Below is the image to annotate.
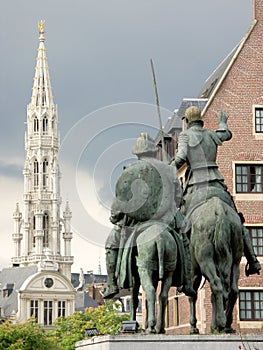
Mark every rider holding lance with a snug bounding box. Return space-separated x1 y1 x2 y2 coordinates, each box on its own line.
104 132 196 299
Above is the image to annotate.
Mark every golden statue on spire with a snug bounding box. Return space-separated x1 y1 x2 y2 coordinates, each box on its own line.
38 20 45 34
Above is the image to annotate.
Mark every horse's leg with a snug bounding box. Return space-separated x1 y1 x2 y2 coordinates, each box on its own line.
139 268 157 334
199 256 226 332
189 271 202 334
210 291 218 332
224 263 240 333
144 299 148 330
156 272 173 334
130 273 140 322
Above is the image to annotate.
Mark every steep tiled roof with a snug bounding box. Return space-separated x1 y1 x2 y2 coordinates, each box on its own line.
75 291 98 312
156 98 208 144
71 272 107 289
155 110 181 144
198 46 239 99
0 266 38 318
177 98 208 119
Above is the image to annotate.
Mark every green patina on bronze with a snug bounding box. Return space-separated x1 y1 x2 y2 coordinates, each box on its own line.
104 110 260 334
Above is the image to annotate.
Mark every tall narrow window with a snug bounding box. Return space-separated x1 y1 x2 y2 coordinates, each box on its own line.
33 215 36 247
43 116 48 134
34 117 39 133
44 300 53 325
247 227 263 256
33 160 39 189
255 108 263 133
235 164 263 193
30 300 39 322
43 213 49 248
43 158 48 189
58 301 66 317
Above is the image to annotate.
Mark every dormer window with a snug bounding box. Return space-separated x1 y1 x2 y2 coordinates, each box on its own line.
3 283 14 298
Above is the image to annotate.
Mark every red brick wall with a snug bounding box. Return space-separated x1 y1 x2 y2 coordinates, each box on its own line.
196 0 263 335
165 0 263 335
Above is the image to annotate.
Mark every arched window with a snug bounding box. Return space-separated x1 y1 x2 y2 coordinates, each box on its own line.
33 160 39 188
43 158 48 189
33 215 36 247
43 213 49 248
43 116 48 134
34 117 39 133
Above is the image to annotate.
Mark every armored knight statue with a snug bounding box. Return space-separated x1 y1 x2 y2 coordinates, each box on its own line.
171 106 261 277
104 132 196 299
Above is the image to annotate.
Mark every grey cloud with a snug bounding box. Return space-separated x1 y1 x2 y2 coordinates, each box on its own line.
0 162 23 179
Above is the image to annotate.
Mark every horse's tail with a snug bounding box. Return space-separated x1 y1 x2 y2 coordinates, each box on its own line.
156 236 164 279
213 199 231 278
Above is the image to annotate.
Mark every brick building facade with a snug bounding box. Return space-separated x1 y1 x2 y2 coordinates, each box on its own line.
162 0 263 335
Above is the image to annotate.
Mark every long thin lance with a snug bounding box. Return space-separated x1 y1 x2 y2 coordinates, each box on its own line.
150 59 166 162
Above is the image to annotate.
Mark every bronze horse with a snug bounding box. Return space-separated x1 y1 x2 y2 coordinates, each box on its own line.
187 195 243 333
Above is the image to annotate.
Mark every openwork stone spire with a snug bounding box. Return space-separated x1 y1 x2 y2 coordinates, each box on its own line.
30 20 54 108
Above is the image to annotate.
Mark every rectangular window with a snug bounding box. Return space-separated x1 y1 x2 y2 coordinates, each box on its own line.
44 300 53 325
239 290 263 320
30 300 39 322
235 165 263 193
255 108 263 133
58 301 66 317
247 227 263 256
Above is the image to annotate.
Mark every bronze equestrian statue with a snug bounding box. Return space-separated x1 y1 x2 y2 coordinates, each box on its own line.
171 106 261 333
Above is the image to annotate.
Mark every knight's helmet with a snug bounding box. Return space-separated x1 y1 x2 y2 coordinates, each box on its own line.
184 106 203 123
132 132 159 157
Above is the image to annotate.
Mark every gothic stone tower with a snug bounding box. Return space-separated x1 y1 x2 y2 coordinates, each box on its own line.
11 21 73 280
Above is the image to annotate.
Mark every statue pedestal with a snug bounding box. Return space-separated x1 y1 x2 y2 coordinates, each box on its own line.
76 334 263 350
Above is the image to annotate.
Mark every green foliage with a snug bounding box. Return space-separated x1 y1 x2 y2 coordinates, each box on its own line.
49 301 130 350
0 318 57 350
0 302 129 350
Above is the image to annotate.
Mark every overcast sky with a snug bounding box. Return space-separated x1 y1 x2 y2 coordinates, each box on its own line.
0 0 252 274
